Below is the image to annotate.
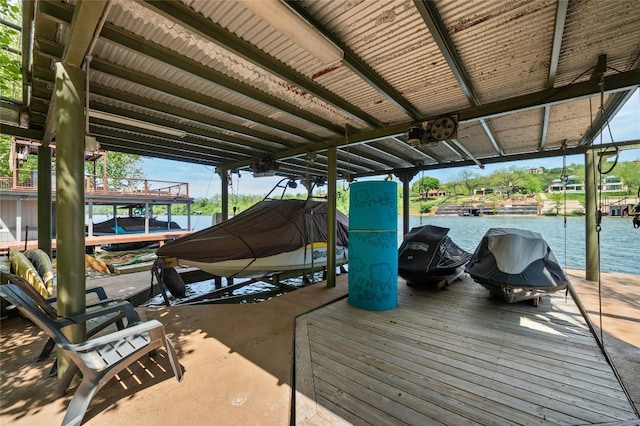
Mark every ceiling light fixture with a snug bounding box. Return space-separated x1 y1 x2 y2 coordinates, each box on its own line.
88 110 187 138
240 0 344 66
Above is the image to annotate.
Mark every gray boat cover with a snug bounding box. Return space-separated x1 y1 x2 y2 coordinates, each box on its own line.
156 199 349 263
465 227 568 288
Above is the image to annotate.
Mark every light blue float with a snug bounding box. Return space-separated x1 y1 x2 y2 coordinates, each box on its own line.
348 181 398 311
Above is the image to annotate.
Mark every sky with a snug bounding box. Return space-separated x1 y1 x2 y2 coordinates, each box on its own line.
141 90 640 199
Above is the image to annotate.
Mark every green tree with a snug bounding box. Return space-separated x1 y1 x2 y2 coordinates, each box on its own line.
0 0 22 100
491 166 524 198
86 151 143 190
445 179 462 201
457 169 478 196
519 172 542 194
613 160 640 195
411 175 440 197
0 135 11 177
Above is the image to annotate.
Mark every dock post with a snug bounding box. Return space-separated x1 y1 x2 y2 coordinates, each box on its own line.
585 149 599 281
37 145 53 257
55 62 87 378
327 146 337 287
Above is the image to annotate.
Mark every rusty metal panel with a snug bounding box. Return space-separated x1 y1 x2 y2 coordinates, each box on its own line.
545 95 615 149
303 0 470 121
439 0 556 102
555 0 640 87
107 1 366 131
491 109 545 154
456 121 500 158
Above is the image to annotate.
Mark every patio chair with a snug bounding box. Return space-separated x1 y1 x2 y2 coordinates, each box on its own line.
1 272 140 371
0 282 183 426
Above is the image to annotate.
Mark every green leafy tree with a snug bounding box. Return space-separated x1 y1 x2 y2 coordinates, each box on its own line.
519 172 542 194
0 0 22 100
0 135 12 177
411 175 440 197
457 169 478 196
86 151 143 187
445 179 462 201
491 166 524 199
547 193 563 215
612 160 640 195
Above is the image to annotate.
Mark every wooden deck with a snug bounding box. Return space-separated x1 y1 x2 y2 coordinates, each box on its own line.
295 277 639 425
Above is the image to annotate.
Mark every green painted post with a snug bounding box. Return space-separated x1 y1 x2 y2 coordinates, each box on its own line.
54 62 87 378
327 147 337 288
585 150 599 281
220 171 229 221
37 145 53 257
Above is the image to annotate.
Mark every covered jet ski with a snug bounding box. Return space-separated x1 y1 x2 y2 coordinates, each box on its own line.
465 227 568 304
398 225 472 288
156 198 349 278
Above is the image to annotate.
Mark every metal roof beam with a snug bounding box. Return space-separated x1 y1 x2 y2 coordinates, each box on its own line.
31 62 296 152
353 143 414 168
89 84 295 151
96 139 217 166
285 1 422 121
199 67 640 172
579 57 640 146
39 1 109 145
93 132 241 164
390 137 436 163
414 0 503 155
539 0 569 151
35 35 322 145
37 0 347 136
443 139 484 169
368 141 429 166
141 0 383 128
88 56 322 145
89 120 256 159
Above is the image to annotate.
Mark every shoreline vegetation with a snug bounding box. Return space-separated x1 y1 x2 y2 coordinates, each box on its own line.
89 190 632 218
80 161 638 218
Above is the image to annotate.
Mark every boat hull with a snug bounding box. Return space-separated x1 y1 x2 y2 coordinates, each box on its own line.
179 244 348 278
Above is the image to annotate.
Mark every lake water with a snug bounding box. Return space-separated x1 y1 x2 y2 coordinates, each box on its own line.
91 214 638 275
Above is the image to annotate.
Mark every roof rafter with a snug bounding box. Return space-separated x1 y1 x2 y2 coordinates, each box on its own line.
140 0 384 128
218 67 640 172
414 0 504 156
539 0 569 151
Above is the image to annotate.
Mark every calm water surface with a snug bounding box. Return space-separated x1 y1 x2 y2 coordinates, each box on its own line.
93 214 638 275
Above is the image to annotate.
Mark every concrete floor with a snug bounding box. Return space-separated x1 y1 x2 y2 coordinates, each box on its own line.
0 269 638 425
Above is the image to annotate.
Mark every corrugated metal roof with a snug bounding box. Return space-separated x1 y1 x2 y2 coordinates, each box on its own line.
3 0 639 181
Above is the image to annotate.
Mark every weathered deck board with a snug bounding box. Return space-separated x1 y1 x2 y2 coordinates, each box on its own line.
295 277 638 425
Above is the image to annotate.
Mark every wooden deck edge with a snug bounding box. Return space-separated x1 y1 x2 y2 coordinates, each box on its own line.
294 316 318 425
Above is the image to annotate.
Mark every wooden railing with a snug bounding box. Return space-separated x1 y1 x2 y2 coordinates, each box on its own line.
1 169 189 198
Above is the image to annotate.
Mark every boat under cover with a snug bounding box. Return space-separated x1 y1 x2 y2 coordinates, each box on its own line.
156 199 349 278
398 225 471 287
92 216 182 235
465 227 568 303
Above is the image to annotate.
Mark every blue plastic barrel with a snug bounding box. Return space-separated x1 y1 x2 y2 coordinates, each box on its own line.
348 181 398 311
